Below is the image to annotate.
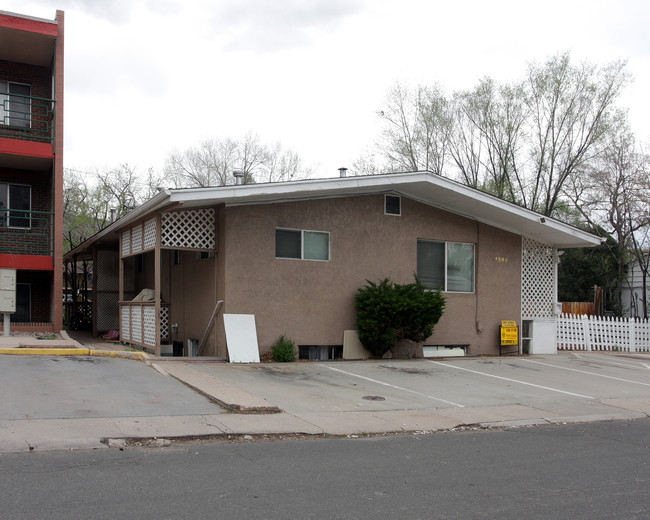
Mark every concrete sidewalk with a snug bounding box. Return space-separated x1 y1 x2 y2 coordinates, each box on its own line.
1 335 649 453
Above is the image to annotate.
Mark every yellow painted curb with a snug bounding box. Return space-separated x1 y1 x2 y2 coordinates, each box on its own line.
0 348 91 356
0 348 148 361
88 350 149 361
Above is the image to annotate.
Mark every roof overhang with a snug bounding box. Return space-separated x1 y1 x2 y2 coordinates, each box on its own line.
169 172 601 248
0 11 58 67
64 172 600 262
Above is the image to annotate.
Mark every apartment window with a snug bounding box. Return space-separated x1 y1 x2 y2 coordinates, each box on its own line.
385 195 401 216
0 183 31 228
417 240 475 292
0 82 31 128
276 228 330 261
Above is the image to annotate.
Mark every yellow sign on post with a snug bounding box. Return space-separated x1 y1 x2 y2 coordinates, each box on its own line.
500 321 519 346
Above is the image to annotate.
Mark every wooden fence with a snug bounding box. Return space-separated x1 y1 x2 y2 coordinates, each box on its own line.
557 313 650 352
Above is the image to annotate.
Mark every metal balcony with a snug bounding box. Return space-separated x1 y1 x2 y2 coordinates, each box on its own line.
0 209 54 255
0 91 55 144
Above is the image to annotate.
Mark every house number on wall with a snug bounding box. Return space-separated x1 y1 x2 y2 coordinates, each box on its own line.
495 257 508 263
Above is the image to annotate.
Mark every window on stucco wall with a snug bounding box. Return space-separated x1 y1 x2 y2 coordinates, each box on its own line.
417 240 475 293
275 228 330 261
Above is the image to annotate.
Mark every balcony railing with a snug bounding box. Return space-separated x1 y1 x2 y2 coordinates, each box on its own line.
0 91 55 144
0 209 53 255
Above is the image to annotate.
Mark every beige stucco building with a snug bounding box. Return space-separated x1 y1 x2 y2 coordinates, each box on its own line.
64 171 600 358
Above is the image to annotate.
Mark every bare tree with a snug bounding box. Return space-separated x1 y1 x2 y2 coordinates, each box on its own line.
526 52 630 216
163 133 311 188
375 83 452 174
565 118 649 314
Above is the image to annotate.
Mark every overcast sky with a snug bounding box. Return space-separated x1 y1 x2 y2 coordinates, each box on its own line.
6 0 650 180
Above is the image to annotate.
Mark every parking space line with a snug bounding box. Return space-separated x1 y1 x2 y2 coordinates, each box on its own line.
521 358 650 387
572 353 650 370
320 365 465 408
427 360 594 399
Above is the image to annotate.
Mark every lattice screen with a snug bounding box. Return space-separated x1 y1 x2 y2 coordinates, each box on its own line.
131 224 143 253
160 306 169 342
144 218 157 249
131 306 142 343
161 209 215 249
521 236 556 318
121 230 131 257
95 249 119 291
121 306 130 341
143 306 156 346
95 249 120 331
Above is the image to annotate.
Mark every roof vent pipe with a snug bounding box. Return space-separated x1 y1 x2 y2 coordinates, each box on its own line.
233 169 245 185
338 167 348 178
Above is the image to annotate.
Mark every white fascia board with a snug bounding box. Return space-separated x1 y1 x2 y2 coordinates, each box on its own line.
166 172 600 248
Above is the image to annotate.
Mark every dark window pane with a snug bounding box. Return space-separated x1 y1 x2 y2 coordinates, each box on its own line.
417 240 445 290
276 229 301 259
8 83 31 128
9 184 30 227
385 195 401 215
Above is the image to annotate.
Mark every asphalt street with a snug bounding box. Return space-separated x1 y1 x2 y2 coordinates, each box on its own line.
1 420 648 519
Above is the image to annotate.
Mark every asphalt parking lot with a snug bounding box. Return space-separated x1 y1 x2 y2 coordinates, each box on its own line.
0 355 224 420
183 352 650 416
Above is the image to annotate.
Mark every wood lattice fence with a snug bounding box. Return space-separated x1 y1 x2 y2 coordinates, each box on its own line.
557 313 650 352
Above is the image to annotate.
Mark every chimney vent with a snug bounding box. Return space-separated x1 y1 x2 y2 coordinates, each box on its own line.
338 167 348 178
233 169 245 185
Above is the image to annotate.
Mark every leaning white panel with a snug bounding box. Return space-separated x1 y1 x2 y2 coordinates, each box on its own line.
223 314 260 363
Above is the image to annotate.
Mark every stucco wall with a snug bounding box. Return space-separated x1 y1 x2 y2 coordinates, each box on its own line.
168 249 217 355
220 194 522 355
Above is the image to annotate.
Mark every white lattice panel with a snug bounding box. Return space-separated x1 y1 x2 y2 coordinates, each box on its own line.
161 208 215 250
121 230 131 257
121 306 131 341
131 224 143 253
143 306 156 347
522 236 556 318
131 306 142 343
160 306 169 341
144 218 157 249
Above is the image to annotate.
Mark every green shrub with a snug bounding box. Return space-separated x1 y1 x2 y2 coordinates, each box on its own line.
354 277 446 357
271 334 297 362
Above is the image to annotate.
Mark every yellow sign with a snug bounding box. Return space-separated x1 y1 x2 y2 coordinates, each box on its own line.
500 321 519 346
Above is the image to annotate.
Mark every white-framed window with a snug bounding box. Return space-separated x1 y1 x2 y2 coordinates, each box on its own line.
275 228 330 261
385 194 401 216
417 240 475 293
0 183 31 228
0 81 31 128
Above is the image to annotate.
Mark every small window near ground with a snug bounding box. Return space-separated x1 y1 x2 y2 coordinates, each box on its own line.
385 195 401 216
276 228 330 261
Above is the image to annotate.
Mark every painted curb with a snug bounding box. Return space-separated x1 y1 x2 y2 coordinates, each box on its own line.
0 348 148 361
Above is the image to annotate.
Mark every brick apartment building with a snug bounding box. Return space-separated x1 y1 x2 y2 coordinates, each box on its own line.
0 10 64 332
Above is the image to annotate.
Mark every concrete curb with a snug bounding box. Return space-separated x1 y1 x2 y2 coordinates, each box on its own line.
0 347 148 361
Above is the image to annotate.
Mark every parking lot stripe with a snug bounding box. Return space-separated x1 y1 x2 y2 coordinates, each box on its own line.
427 360 594 399
572 353 649 370
320 365 465 408
521 358 650 387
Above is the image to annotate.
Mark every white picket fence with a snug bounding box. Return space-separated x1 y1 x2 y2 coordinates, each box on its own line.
556 313 650 352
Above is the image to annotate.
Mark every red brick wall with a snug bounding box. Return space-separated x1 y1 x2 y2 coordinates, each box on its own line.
0 167 52 255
